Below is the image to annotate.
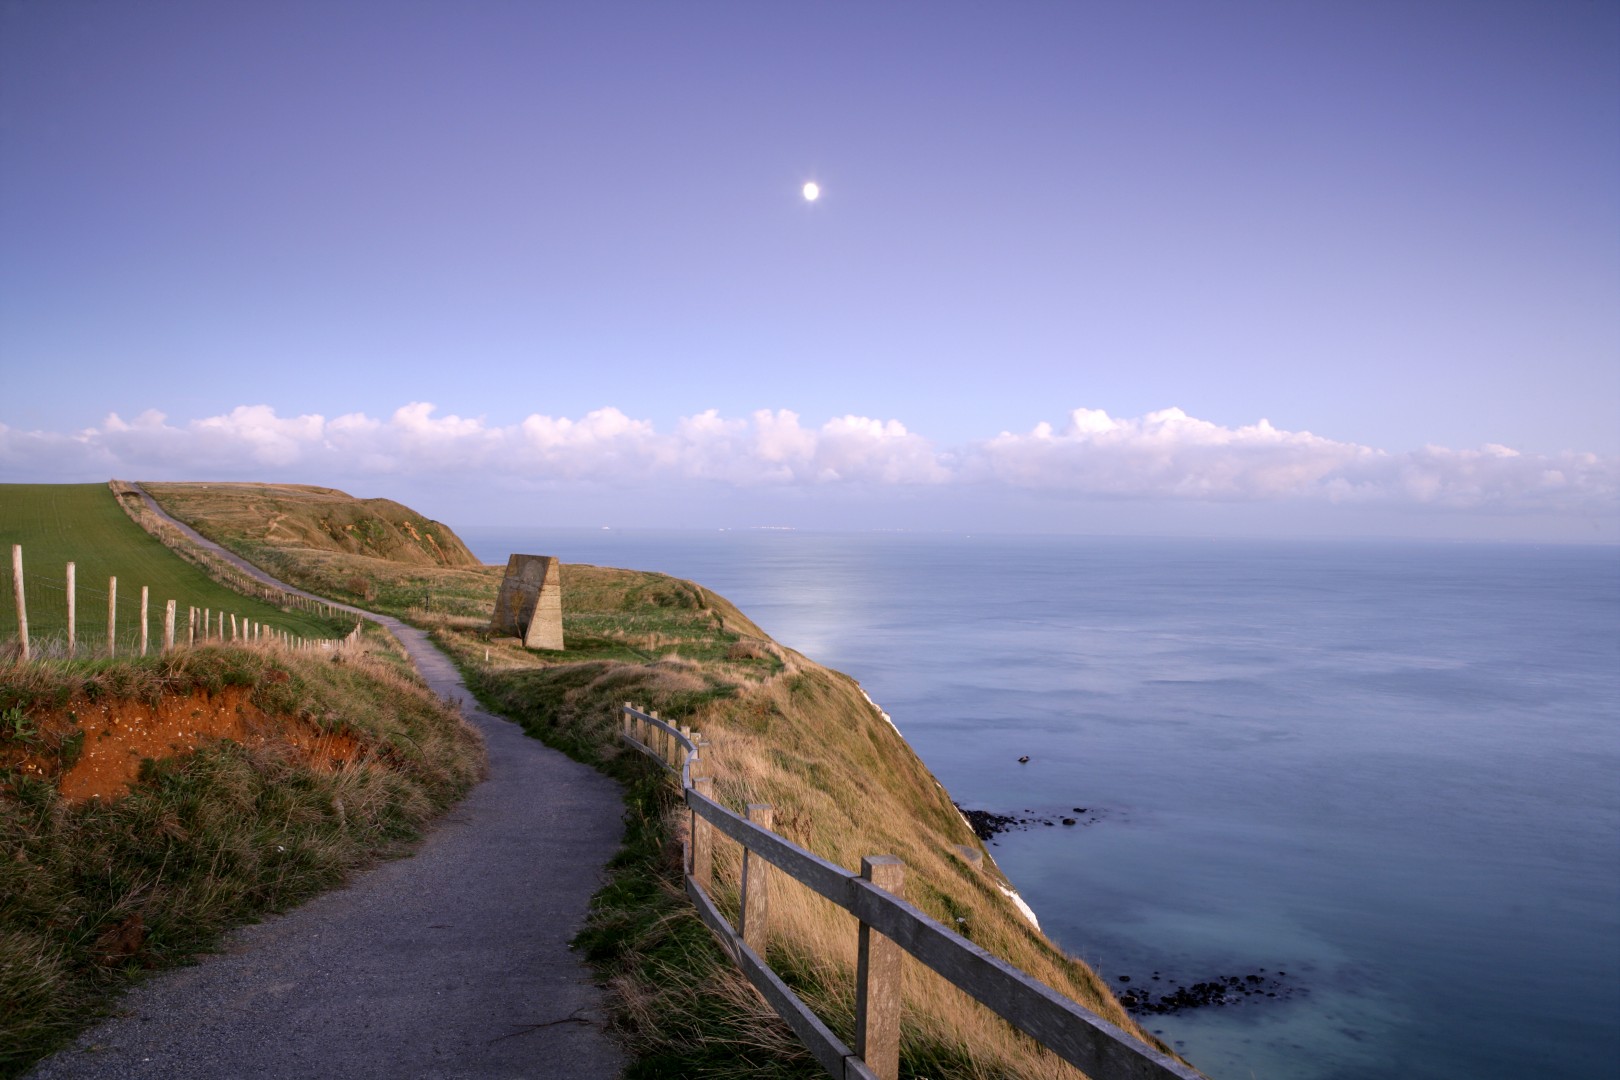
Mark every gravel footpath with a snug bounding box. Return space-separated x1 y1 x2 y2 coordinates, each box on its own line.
27 489 626 1079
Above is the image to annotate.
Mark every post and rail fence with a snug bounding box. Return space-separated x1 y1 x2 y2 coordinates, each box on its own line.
5 544 362 663
618 702 1203 1080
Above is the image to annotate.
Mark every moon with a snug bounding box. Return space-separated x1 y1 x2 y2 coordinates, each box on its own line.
802 181 820 202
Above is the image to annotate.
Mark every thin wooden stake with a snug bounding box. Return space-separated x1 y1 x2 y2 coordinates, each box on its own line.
163 600 175 651
856 855 906 1080
139 587 149 656
11 545 28 662
107 576 117 658
66 562 76 658
741 804 774 956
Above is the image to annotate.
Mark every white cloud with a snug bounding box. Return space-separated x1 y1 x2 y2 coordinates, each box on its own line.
2 403 1614 522
970 407 1373 498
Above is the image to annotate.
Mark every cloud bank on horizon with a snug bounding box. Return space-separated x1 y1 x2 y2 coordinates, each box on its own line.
3 403 1612 526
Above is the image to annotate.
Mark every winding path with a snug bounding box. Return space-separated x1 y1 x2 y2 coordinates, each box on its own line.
27 489 626 1079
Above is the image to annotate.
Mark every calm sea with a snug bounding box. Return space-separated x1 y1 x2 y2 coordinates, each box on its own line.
463 527 1620 1080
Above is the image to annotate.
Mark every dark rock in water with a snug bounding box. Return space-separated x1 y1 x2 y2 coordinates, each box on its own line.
955 802 1105 838
954 805 1021 840
1073 807 1087 813
1017 755 1030 763
1116 968 1304 1016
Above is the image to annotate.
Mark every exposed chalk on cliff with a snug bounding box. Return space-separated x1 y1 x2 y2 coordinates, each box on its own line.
999 884 1041 931
859 687 902 736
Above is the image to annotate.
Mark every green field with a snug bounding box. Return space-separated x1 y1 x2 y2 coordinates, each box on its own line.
0 484 346 655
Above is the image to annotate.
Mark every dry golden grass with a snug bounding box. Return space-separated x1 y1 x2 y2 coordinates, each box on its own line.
662 665 1161 1079
141 482 481 569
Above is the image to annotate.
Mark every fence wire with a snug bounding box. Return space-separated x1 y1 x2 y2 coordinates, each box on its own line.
4 548 351 662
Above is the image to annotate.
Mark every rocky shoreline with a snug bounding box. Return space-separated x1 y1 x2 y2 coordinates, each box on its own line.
1115 969 1303 1015
954 803 1105 841
955 801 1307 1017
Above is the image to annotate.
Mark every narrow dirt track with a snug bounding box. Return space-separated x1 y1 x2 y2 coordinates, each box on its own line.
27 489 626 1079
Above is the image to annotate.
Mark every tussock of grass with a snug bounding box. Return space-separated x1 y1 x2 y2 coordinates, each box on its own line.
0 644 484 1079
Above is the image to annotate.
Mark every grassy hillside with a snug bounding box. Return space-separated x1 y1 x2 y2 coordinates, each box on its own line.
0 637 485 1078
143 482 496 617
0 485 346 657
141 482 479 567
142 481 492 611
145 483 1180 1078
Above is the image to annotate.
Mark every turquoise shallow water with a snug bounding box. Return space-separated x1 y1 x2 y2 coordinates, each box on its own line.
465 528 1620 1080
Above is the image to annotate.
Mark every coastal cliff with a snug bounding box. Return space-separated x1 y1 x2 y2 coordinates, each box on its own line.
141 483 1181 1077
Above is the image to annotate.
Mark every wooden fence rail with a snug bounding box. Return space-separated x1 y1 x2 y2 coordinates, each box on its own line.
618 702 1203 1080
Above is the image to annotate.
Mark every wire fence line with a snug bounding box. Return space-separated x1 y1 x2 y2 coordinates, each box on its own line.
5 543 360 664
116 494 337 618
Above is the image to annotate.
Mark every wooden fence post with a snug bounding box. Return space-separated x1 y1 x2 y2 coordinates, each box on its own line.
163 600 176 651
622 702 632 741
139 587 149 656
11 545 28 662
107 576 117 658
66 561 76 658
856 855 906 1080
690 774 715 895
741 804 774 955
229 613 237 641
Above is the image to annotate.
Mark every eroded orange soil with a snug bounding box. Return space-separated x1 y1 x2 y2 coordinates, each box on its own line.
6 686 361 803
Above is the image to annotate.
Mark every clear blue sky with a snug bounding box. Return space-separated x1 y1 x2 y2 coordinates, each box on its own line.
3 1 1616 541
